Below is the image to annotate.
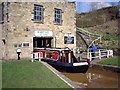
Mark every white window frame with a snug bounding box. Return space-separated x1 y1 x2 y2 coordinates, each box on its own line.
0 3 4 23
34 4 44 22
54 8 62 24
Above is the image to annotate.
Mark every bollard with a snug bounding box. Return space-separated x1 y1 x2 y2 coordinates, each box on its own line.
107 50 109 58
89 52 92 61
99 49 101 59
31 53 34 62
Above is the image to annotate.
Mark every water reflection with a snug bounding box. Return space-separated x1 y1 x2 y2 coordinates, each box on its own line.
86 73 102 82
63 68 119 88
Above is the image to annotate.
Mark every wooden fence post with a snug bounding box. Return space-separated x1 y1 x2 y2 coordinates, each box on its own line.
111 50 113 57
87 51 89 59
107 50 109 58
31 53 34 62
38 52 41 61
89 52 92 61
99 49 101 59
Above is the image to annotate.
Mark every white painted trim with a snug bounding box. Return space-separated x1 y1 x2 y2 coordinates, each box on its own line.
69 53 71 63
35 30 53 37
73 62 88 66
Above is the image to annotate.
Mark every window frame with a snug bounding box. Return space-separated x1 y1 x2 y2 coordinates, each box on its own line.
34 4 44 22
54 8 62 25
22 42 29 48
0 2 4 23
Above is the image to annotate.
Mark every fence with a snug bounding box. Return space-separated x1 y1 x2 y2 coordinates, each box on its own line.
31 52 43 62
87 49 113 61
31 49 113 62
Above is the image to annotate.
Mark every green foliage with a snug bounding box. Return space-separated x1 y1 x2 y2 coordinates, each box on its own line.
76 6 118 28
2 60 71 88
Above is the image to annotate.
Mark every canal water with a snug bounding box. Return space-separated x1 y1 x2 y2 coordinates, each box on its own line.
63 67 119 88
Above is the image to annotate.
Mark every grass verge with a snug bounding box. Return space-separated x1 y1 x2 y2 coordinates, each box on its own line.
97 56 119 66
2 60 71 88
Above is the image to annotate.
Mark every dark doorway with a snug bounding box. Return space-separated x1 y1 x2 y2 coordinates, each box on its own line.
33 37 53 48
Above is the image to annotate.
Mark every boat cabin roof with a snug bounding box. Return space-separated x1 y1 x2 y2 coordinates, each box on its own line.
34 47 71 52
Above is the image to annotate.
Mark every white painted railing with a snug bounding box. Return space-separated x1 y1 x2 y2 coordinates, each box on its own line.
76 27 100 37
31 52 43 62
87 49 113 61
76 27 102 51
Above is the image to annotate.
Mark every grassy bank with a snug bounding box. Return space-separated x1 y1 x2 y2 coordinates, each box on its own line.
2 60 71 88
97 56 119 66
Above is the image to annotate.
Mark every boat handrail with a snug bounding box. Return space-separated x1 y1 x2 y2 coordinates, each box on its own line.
33 47 71 52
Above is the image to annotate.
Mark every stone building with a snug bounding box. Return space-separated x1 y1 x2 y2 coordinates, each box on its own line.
0 1 76 60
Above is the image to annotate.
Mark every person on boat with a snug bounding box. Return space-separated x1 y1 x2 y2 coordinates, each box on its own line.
91 44 97 60
46 43 49 47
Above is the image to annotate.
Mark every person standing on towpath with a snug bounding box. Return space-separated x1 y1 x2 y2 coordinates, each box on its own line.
91 44 97 60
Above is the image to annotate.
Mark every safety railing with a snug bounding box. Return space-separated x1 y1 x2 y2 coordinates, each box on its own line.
31 52 43 62
87 49 113 61
76 27 102 50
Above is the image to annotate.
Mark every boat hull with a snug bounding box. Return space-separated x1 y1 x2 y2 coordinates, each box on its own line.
50 64 89 73
41 59 89 73
33 48 90 73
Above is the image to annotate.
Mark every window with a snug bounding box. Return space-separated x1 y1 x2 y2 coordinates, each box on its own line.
54 8 62 24
0 3 4 23
2 39 6 44
14 44 17 48
14 44 22 48
34 4 44 22
45 52 52 59
45 51 58 60
22 42 29 47
18 44 22 47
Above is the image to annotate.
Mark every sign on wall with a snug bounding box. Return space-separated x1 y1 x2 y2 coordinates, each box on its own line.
22 42 29 47
64 33 74 44
35 31 53 37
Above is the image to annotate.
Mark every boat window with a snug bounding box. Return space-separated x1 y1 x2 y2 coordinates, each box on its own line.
45 52 52 59
65 53 69 62
72 53 78 63
61 52 69 63
52 51 58 60
45 51 58 60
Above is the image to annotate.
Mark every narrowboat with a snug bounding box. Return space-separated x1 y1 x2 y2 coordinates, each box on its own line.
33 47 90 73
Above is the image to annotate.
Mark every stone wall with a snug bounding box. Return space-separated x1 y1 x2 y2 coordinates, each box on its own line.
0 24 2 60
2 2 76 60
0 3 2 60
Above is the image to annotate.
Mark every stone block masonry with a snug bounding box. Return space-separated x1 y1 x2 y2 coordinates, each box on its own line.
1 1 76 60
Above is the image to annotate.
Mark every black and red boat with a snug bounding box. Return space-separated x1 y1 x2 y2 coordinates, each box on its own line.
33 47 90 73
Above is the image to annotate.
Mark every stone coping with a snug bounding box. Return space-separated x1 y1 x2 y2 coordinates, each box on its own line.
40 61 86 89
91 63 120 73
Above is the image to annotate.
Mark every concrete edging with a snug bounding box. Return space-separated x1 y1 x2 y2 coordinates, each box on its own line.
91 64 120 73
40 61 85 89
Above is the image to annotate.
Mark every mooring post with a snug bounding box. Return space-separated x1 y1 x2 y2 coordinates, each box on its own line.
31 53 34 62
99 49 101 59
89 52 92 61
